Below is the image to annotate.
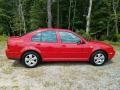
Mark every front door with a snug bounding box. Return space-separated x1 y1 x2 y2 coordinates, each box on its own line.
58 31 85 61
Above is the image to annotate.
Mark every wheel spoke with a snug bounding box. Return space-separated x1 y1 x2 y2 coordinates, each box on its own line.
25 53 38 67
97 54 101 58
94 56 98 60
94 53 105 65
32 56 37 61
28 54 33 58
100 55 105 60
31 60 37 64
25 57 29 61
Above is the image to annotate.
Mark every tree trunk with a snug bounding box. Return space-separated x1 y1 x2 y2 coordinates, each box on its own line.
47 0 52 28
20 0 26 34
107 21 110 37
9 20 15 36
18 0 22 36
86 0 93 34
18 0 26 35
68 0 72 29
112 0 119 35
57 0 59 27
72 0 76 31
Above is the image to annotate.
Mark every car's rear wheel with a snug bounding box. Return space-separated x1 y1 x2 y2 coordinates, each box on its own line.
90 51 108 66
22 51 40 68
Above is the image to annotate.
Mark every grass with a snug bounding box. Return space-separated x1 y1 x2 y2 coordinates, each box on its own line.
12 86 19 90
25 69 44 78
1 66 14 74
0 86 7 90
43 81 56 87
0 60 14 74
103 40 120 46
0 35 7 42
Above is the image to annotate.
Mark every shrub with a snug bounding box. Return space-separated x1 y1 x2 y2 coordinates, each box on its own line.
108 34 120 42
0 35 7 41
82 33 92 41
75 29 92 41
100 35 107 41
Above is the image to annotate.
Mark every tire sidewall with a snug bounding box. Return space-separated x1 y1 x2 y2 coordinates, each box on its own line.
90 51 108 66
22 51 40 68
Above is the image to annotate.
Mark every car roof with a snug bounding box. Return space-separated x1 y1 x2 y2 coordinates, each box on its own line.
35 28 71 32
22 28 72 37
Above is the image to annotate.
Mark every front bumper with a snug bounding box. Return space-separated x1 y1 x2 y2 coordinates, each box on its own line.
108 49 115 60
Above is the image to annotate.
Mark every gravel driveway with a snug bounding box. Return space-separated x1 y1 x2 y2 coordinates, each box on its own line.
0 41 120 90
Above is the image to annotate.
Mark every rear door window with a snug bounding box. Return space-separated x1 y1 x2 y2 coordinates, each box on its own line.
32 31 57 43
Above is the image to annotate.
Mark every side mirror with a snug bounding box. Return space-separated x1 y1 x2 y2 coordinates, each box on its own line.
81 40 85 44
76 39 86 45
77 40 85 45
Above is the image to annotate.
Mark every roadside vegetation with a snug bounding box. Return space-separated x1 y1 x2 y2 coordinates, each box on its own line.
0 0 119 42
0 35 7 42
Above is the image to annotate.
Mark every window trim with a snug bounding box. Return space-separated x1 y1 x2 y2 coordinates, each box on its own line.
32 30 58 43
59 31 81 44
31 32 41 42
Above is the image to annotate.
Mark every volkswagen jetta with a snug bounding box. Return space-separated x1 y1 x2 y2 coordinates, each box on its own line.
6 28 115 68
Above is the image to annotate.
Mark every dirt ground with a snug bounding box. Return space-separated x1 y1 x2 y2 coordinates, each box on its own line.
0 41 120 90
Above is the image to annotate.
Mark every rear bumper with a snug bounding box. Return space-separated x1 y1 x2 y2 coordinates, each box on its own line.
6 49 20 60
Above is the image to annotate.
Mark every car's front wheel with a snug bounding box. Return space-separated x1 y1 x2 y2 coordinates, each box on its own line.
22 51 40 68
90 51 108 66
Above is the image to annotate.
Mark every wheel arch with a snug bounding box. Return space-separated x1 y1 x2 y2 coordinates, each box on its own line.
89 49 108 61
20 49 43 61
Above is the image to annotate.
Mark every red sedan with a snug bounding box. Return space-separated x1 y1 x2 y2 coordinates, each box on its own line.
6 28 115 68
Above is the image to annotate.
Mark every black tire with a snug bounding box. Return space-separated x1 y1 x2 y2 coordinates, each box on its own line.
90 51 108 66
21 51 41 68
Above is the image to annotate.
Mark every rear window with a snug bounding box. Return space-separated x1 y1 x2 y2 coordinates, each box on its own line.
32 31 57 42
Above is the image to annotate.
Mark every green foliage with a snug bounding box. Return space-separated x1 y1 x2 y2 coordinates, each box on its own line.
0 0 119 42
103 40 120 46
82 33 92 41
30 0 47 30
99 35 107 41
0 35 7 41
108 34 120 42
76 29 92 41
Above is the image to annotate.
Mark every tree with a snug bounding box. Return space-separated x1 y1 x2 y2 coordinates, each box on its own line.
47 0 52 28
72 0 76 31
0 0 119 41
68 0 72 29
29 0 47 30
20 0 26 34
112 0 119 35
57 0 60 27
86 0 93 34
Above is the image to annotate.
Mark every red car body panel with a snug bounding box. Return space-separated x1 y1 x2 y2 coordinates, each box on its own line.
6 28 115 62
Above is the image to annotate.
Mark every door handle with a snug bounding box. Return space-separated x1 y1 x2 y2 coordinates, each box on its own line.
37 43 41 46
62 45 66 47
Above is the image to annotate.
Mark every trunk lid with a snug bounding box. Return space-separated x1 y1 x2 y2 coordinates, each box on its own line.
7 36 21 49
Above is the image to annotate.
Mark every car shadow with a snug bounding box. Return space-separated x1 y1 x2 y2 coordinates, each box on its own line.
105 60 113 65
39 61 89 67
12 60 24 67
12 60 90 67
12 60 114 68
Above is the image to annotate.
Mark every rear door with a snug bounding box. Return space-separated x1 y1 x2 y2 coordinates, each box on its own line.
32 30 59 61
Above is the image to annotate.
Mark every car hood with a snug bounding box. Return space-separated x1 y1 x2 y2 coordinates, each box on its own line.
88 40 112 48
